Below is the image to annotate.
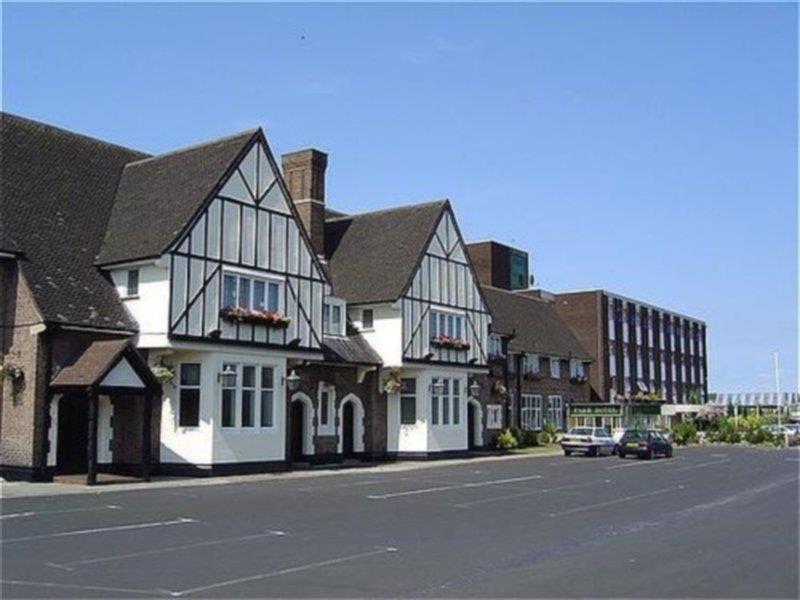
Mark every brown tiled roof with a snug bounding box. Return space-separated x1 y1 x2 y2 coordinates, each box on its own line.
322 334 382 365
50 339 131 387
96 129 258 266
324 200 447 304
1 112 145 331
482 285 592 361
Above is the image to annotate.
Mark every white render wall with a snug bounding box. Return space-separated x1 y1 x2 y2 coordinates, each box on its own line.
154 347 287 466
353 304 403 366
110 262 171 348
386 366 469 454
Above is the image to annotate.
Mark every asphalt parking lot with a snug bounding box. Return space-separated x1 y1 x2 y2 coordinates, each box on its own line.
2 446 798 598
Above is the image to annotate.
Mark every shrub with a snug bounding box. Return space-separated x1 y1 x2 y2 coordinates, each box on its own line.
496 428 519 451
671 421 699 446
517 429 539 447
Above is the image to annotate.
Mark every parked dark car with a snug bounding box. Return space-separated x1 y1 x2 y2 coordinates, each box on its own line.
617 429 673 460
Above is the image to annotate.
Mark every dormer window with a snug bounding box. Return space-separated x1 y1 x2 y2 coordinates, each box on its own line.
125 269 139 298
488 334 504 358
323 297 346 336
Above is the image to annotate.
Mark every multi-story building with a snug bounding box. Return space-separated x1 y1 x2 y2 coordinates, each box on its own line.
554 290 708 404
466 242 593 437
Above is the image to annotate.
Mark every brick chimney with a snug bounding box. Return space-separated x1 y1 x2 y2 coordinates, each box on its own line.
282 148 328 257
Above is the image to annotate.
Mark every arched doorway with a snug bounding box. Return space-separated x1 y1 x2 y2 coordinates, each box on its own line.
289 393 314 461
468 399 483 450
337 394 365 456
56 394 88 474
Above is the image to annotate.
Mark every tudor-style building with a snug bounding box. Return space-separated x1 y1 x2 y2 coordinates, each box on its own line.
324 200 493 457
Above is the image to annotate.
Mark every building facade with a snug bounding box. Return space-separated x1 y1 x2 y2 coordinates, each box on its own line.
554 290 708 405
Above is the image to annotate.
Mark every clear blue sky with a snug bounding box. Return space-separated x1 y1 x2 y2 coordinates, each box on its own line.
3 2 797 393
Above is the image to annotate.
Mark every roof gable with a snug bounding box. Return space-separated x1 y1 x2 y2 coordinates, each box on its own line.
96 129 258 266
324 200 447 304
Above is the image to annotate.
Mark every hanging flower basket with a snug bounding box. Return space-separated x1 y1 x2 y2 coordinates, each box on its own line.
430 336 470 351
0 363 24 383
383 369 403 394
492 380 508 397
151 362 175 385
220 307 291 329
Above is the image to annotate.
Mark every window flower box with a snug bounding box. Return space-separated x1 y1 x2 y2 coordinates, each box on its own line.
383 369 403 394
492 380 508 397
569 375 587 384
219 306 291 329
430 335 470 351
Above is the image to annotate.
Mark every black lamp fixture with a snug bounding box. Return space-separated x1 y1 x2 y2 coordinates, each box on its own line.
431 378 446 395
218 364 237 386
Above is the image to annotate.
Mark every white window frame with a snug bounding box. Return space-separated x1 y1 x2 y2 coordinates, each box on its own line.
222 269 284 313
547 395 564 430
219 361 280 432
521 394 542 430
361 308 375 331
488 333 504 358
177 362 201 429
486 405 503 429
523 354 540 376
317 382 336 434
125 269 139 298
400 377 417 425
323 297 346 336
429 308 466 342
431 378 461 427
549 357 561 379
569 359 585 378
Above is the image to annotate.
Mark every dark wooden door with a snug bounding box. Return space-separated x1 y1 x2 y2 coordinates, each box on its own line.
467 404 476 450
57 395 89 474
290 402 305 460
342 402 354 457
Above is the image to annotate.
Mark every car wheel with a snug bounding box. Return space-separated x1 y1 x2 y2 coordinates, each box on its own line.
564 450 572 456
665 447 673 458
618 451 626 459
645 449 654 460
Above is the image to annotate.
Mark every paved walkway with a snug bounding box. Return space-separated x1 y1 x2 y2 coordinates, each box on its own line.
0 449 561 499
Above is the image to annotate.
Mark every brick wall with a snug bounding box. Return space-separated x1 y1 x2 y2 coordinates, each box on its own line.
554 291 605 401
0 263 49 474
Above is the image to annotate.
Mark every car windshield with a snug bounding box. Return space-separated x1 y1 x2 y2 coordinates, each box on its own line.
569 428 594 436
622 431 644 441
593 428 610 437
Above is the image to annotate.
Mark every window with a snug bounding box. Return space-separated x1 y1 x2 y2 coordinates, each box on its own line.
323 299 346 336
486 405 503 429
361 309 374 330
550 358 561 379
488 334 504 358
221 362 237 428
261 367 274 427
521 394 542 430
400 378 417 425
241 366 255 427
222 272 282 312
431 378 461 426
429 310 464 341
523 354 540 376
569 360 585 378
178 363 201 427
126 269 139 297
320 389 331 426
547 395 564 429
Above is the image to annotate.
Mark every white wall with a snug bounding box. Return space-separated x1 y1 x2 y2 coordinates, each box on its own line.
353 303 402 366
154 347 287 466
98 395 114 464
47 395 60 467
110 261 171 348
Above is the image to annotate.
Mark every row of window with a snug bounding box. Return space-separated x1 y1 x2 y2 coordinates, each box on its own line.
399 377 465 427
520 394 564 430
508 355 584 380
177 362 275 429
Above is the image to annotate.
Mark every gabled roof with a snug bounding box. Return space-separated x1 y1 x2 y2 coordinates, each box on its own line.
482 285 592 361
324 200 448 304
50 338 160 391
0 112 145 331
96 129 258 266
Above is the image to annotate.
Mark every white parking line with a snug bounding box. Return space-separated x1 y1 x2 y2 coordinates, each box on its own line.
367 475 542 499
0 579 161 596
165 546 398 596
546 485 683 518
0 517 196 544
0 504 121 520
454 480 609 508
45 530 286 570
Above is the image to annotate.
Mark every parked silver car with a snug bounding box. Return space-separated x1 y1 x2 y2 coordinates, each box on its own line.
560 427 615 457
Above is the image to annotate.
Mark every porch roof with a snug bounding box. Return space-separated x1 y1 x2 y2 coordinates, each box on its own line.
322 334 382 366
50 339 161 392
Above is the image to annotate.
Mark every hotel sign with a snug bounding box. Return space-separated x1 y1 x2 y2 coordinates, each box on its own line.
569 404 623 417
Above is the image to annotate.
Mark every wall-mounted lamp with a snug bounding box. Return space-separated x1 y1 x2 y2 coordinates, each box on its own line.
218 364 237 386
469 380 482 399
284 369 301 392
431 379 446 395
